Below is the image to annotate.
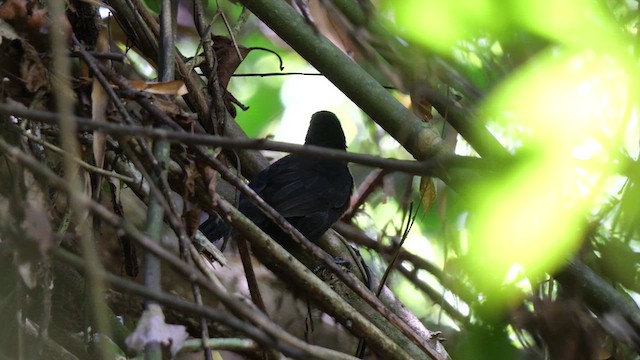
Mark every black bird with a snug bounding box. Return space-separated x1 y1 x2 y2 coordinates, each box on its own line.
199 111 353 246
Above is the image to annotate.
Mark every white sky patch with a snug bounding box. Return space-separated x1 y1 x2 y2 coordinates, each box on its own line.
98 7 112 19
276 65 361 145
630 292 640 309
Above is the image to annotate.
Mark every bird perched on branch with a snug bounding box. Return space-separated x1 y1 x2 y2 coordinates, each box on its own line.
200 111 353 246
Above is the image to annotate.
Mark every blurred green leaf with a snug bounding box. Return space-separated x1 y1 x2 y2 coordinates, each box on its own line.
143 0 160 14
465 46 636 298
385 0 507 55
228 35 290 137
385 0 628 56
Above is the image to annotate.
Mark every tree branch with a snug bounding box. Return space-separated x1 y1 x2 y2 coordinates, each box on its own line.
237 0 505 161
0 104 483 179
0 137 378 360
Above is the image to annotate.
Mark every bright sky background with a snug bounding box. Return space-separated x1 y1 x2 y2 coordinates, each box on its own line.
275 65 362 146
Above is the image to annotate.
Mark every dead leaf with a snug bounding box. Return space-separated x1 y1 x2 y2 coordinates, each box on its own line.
411 92 434 121
128 80 188 96
183 162 198 198
19 40 48 93
307 0 360 60
212 35 251 90
0 0 71 49
212 35 251 117
410 84 436 122
419 177 437 213
91 78 108 166
125 309 189 357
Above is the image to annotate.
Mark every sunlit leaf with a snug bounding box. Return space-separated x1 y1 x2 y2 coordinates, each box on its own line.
385 0 629 57
419 176 437 212
512 0 624 48
385 0 506 54
465 48 635 298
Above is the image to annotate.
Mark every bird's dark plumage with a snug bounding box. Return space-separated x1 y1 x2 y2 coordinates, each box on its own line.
200 111 353 245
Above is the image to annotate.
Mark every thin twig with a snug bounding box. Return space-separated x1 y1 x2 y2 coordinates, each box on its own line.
232 6 252 37
232 72 323 77
193 0 226 134
54 248 303 358
73 37 159 177
216 0 244 61
0 138 361 360
50 2 112 355
201 142 442 359
397 265 468 324
20 129 135 183
0 103 483 178
333 221 476 305
178 338 259 354
68 51 126 62
211 193 414 360
376 204 415 296
142 0 175 357
344 168 388 221
357 203 416 358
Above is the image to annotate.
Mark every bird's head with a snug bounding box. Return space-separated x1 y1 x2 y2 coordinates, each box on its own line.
305 111 347 150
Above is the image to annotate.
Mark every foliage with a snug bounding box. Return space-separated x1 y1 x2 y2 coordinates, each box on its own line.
1 0 640 359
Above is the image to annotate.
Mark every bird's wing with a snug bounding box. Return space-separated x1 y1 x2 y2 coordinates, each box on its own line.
262 156 352 218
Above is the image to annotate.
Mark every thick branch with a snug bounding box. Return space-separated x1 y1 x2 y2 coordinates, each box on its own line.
238 0 445 160
0 137 383 360
555 259 640 331
237 0 506 161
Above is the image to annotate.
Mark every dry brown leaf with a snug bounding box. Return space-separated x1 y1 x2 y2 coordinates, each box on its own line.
410 84 435 121
419 177 437 213
411 94 434 121
307 0 360 60
183 162 198 198
0 0 71 48
20 40 48 93
128 80 188 96
212 35 251 90
212 35 251 117
202 162 219 204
